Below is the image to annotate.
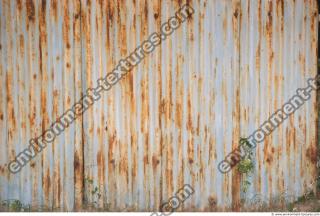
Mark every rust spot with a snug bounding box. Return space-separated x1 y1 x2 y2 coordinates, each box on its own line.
66 43 71 49
152 155 159 169
30 162 36 168
233 10 238 18
33 74 37 79
0 113 3 120
189 158 193 164
56 56 60 61
97 150 105 171
143 0 148 20
19 35 24 53
144 155 149 164
266 1 273 38
63 1 70 48
17 0 23 12
306 145 317 164
51 0 58 21
53 89 58 97
154 13 159 19
41 0 46 13
107 1 114 25
74 152 80 169
266 154 273 164
66 62 70 68
26 0 35 22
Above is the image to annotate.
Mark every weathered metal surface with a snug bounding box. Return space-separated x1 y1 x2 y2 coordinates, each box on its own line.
0 0 318 211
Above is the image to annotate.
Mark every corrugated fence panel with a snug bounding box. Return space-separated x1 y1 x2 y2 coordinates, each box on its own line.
240 0 318 207
0 0 81 211
0 0 318 211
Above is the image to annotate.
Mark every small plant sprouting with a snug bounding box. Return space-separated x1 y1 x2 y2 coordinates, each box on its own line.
237 138 255 193
0 199 30 212
84 177 102 206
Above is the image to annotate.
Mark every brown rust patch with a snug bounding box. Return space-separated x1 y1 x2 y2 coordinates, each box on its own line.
152 155 159 170
266 1 273 38
74 152 80 170
44 168 51 201
188 158 194 164
63 1 70 48
306 145 317 164
19 35 24 53
51 0 58 21
26 0 35 22
17 0 23 12
97 150 105 173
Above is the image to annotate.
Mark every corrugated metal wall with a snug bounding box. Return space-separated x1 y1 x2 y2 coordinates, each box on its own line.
0 0 318 211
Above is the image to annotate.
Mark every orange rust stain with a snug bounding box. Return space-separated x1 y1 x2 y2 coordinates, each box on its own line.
26 0 35 23
143 0 148 20
108 133 116 170
74 151 81 170
266 154 273 164
106 0 114 47
143 133 149 172
143 155 149 165
39 0 47 45
17 0 23 12
51 0 58 22
175 102 182 128
222 13 227 43
186 93 193 132
6 72 16 130
299 53 306 68
131 135 137 178
152 155 159 170
44 168 51 201
19 34 24 53
41 91 47 122
97 150 105 175
63 1 70 48
306 145 317 164
256 43 261 71
53 89 59 97
266 1 273 39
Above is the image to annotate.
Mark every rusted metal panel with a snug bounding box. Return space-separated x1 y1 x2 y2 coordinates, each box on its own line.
0 0 318 212
239 0 318 207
